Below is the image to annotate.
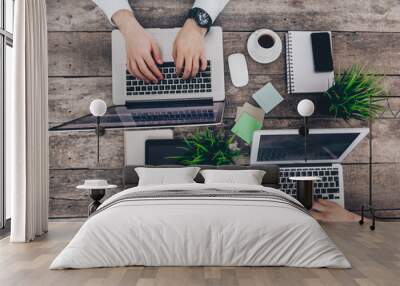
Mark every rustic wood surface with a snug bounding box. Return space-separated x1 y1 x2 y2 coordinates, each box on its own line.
47 0 400 32
47 32 400 76
48 75 400 122
47 0 400 217
1 221 400 285
49 169 123 217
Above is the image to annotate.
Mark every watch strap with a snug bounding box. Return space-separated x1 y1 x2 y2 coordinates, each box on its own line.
187 7 212 32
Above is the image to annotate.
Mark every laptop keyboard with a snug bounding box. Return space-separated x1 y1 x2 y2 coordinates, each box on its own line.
126 61 212 96
130 109 215 124
279 166 341 200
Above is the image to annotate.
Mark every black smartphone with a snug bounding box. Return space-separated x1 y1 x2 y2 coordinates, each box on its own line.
311 32 334 72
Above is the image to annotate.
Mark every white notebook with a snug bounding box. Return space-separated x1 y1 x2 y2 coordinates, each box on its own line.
286 31 334 94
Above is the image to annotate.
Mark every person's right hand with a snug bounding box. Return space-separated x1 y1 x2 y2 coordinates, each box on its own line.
310 199 364 222
112 10 163 83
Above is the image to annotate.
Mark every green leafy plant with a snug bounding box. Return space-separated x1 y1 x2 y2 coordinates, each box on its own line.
173 128 240 166
324 65 385 121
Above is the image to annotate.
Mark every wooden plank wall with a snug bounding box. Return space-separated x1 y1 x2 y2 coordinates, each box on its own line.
47 0 400 217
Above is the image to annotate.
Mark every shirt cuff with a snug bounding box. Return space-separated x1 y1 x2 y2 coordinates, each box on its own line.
93 0 132 27
192 0 229 23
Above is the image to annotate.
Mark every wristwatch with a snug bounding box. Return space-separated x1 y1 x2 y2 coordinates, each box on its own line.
186 7 212 32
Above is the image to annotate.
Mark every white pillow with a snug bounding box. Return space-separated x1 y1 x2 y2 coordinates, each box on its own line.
135 167 200 186
200 169 266 185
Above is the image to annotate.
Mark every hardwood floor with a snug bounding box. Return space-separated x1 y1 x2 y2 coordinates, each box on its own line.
0 221 399 286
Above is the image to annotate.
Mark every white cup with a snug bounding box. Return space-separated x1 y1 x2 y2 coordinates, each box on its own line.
247 29 282 64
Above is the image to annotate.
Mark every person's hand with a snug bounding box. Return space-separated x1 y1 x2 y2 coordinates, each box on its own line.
310 199 365 222
173 19 208 79
112 10 163 83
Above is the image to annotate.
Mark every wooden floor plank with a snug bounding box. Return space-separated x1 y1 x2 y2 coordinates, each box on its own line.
48 32 400 77
46 0 400 33
48 76 400 125
2 221 398 285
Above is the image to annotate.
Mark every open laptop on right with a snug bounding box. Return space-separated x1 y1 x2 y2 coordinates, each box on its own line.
250 128 369 207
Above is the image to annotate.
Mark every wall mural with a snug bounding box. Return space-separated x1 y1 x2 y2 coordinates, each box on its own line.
47 0 400 219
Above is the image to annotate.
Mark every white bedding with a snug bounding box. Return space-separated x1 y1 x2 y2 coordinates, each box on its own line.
50 183 351 269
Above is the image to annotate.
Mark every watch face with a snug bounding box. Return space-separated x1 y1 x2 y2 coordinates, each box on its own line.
197 10 211 27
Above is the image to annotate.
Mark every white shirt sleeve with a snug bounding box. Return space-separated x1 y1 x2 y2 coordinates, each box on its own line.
193 0 230 23
92 0 132 25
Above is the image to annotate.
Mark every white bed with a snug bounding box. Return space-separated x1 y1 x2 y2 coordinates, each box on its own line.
50 183 350 269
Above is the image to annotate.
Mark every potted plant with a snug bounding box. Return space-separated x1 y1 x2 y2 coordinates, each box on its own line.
173 128 240 166
324 65 385 121
323 65 388 230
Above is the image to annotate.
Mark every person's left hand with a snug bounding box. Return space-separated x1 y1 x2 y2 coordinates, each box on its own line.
173 19 208 79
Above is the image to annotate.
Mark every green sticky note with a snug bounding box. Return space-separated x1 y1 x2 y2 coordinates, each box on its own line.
252 83 284 114
231 112 263 144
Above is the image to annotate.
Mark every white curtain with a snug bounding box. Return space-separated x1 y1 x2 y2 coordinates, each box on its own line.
9 0 49 242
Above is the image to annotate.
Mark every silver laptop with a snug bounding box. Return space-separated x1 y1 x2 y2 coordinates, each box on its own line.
49 28 225 132
110 27 225 128
250 128 369 207
112 27 225 105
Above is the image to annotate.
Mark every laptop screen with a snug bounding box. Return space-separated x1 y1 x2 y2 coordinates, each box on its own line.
145 139 186 165
253 129 369 164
